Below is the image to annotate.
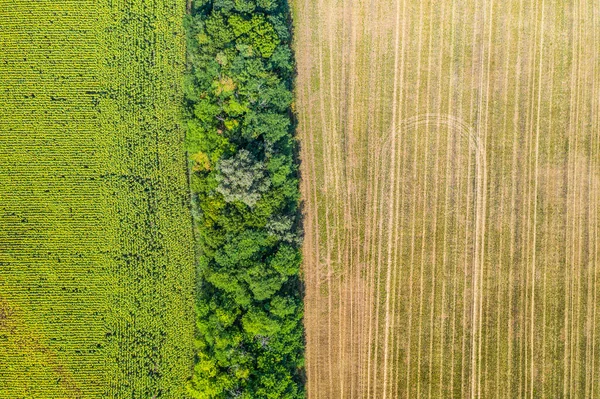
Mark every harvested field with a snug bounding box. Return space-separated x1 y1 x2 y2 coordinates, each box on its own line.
293 0 600 397
0 1 194 397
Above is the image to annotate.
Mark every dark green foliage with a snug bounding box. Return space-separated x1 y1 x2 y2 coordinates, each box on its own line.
185 0 305 397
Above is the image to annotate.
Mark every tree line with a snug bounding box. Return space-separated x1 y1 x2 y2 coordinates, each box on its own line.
184 0 305 397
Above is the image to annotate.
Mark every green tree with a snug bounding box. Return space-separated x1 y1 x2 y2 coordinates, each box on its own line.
216 149 270 207
185 0 305 397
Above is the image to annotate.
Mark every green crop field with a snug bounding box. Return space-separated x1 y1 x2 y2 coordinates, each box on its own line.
0 1 195 397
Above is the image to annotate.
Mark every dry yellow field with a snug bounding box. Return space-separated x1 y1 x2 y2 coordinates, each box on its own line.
293 0 600 397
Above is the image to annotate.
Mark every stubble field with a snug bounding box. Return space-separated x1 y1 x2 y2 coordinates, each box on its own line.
293 0 600 397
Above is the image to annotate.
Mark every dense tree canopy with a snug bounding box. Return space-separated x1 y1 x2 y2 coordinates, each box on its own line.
185 0 305 397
